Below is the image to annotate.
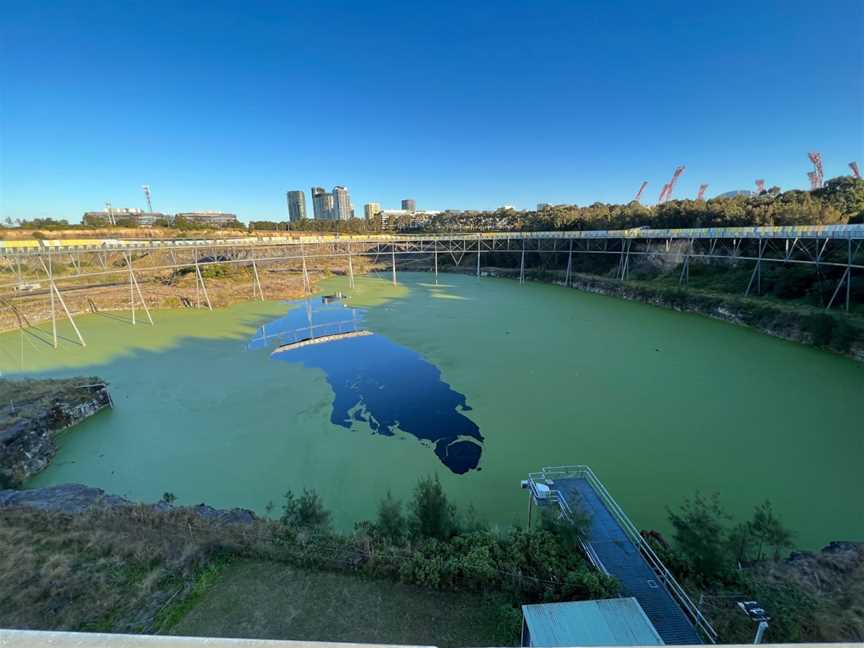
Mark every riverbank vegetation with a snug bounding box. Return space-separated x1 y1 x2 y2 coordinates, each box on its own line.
0 476 614 643
652 495 864 643
1 475 860 644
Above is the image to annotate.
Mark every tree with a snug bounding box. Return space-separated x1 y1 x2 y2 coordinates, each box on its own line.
375 490 406 544
161 492 176 504
667 493 731 583
750 501 794 561
410 475 457 540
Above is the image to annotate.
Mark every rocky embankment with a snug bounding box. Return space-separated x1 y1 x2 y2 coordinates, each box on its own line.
564 274 864 361
0 483 256 524
0 378 112 484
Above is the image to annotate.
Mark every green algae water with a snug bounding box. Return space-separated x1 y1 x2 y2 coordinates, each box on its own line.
2 273 861 548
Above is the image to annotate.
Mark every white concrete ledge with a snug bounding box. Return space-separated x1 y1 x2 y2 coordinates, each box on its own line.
0 629 432 648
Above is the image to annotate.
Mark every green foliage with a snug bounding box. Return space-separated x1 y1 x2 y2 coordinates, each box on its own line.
375 490 406 545
409 475 457 540
804 313 835 346
280 489 331 531
668 493 732 585
18 218 71 230
161 492 177 504
750 501 794 561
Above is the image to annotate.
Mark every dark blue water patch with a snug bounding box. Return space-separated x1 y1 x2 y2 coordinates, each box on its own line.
250 301 483 474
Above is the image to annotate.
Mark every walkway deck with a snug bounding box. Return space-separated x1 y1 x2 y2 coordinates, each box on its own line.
528 467 716 645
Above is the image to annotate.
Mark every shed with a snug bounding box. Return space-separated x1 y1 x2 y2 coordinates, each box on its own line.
521 598 665 647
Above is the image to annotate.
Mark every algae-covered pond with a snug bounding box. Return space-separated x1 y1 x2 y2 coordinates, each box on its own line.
1 273 861 547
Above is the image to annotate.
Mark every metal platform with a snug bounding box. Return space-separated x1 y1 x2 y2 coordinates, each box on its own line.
526 466 718 645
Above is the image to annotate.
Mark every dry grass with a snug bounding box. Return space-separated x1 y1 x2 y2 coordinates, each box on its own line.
0 505 271 632
701 544 864 643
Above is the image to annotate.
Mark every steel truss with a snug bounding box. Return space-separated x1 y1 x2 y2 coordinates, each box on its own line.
1 228 861 346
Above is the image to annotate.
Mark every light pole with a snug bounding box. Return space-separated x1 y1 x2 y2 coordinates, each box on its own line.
737 600 770 644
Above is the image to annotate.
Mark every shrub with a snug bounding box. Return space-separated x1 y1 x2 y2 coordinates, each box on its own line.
803 314 834 346
280 489 330 531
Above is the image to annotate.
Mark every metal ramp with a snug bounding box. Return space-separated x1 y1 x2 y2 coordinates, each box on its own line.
526 466 718 645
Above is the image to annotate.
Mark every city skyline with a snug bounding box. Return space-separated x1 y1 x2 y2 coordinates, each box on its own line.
1 1 862 222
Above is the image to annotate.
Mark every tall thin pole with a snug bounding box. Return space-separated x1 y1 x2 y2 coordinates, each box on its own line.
391 245 397 286
348 248 355 290
476 240 481 278
434 244 438 281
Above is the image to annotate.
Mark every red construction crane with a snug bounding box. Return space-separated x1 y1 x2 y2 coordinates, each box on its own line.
658 183 670 204
634 181 648 203
807 151 824 187
755 179 765 195
850 162 861 179
697 184 708 200
664 165 686 202
807 171 820 191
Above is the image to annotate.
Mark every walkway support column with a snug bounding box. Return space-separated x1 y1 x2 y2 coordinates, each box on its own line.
347 245 355 290
434 243 438 280
519 241 526 284
125 253 153 325
194 250 213 310
39 255 86 347
391 245 397 286
251 251 264 301
476 240 481 278
300 242 310 294
565 239 573 287
129 253 136 325
47 250 57 348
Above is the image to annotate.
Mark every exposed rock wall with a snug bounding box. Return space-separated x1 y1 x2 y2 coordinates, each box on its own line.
0 482 256 524
0 379 112 483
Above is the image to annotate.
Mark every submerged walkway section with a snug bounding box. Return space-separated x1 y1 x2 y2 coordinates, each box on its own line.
526 466 717 645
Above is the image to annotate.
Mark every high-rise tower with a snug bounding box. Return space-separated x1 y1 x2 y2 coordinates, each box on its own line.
286 190 307 221
332 186 351 220
311 186 334 219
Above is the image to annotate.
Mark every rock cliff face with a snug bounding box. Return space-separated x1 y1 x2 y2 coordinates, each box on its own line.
0 483 256 524
0 378 112 483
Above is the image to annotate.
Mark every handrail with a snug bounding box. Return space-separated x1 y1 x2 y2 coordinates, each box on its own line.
530 465 718 643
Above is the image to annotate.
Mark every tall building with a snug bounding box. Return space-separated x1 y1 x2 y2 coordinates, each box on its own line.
311 186 334 219
286 190 306 221
401 198 417 212
364 202 381 219
332 186 351 220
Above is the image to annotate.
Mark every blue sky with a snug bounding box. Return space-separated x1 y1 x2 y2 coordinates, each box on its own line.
1 0 862 222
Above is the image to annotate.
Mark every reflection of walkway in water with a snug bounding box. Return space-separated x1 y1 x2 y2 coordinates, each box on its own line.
249 298 484 474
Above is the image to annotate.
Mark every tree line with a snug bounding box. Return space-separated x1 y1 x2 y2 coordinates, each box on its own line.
5 177 862 235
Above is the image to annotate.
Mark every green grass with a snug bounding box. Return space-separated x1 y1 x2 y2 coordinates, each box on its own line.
170 559 518 647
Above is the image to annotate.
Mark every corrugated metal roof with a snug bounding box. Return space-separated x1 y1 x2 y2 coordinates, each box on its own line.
522 597 665 647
